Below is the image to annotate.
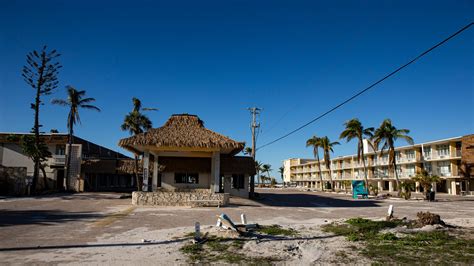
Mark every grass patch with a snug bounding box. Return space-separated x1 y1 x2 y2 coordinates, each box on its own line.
256 225 299 236
323 218 474 264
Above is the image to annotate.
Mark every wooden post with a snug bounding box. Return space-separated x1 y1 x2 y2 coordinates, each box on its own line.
143 151 149 192
152 153 158 191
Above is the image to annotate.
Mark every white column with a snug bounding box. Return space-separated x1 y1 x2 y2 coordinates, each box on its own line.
152 154 159 191
211 151 220 193
389 181 394 192
432 182 437 192
143 151 150 192
415 182 420 193
378 181 383 192
451 180 456 195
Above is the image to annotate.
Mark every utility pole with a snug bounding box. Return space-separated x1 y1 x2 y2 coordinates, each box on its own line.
248 107 261 198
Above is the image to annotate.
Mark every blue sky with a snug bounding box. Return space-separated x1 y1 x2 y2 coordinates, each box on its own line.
1 1 473 181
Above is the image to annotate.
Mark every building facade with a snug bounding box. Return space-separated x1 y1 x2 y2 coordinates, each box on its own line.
284 135 474 195
0 133 134 193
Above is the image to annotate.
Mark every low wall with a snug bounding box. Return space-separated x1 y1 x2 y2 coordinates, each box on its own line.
132 190 230 206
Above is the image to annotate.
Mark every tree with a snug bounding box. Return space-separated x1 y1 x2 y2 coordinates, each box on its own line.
459 161 473 194
306 136 324 190
278 166 284 187
319 136 340 191
372 119 414 197
120 97 156 191
243 147 252 156
261 164 272 187
7 134 52 191
255 161 263 187
22 46 61 193
52 86 100 190
412 170 440 200
339 118 374 193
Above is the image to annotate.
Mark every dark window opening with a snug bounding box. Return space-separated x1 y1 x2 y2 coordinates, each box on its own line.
232 174 245 189
175 173 199 184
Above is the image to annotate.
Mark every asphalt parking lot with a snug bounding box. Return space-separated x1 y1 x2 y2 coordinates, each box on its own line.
1 189 473 261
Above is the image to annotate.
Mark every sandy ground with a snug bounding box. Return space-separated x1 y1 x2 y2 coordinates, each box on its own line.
1 189 473 265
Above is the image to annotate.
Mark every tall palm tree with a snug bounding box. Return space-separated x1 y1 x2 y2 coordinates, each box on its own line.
372 119 414 196
278 166 284 187
261 164 272 185
306 136 323 190
340 118 374 193
121 97 156 191
320 136 340 191
52 86 100 190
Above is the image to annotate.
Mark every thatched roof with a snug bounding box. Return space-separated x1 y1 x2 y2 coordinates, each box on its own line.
118 114 245 154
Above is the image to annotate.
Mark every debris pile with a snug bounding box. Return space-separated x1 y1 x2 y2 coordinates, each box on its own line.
416 211 446 227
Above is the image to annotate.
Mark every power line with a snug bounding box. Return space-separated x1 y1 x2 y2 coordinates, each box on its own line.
257 22 473 151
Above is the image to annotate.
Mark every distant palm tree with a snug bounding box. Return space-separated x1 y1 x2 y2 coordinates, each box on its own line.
306 136 323 190
243 147 252 156
255 161 263 186
262 164 272 186
320 136 340 191
278 166 284 186
340 118 374 193
372 119 414 197
121 97 156 191
52 86 100 190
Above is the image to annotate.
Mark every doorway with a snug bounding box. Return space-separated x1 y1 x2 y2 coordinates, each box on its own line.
56 169 65 190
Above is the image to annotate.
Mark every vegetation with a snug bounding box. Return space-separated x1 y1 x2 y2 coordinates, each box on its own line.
319 136 340 191
399 180 414 200
278 166 284 186
323 217 474 264
52 87 100 190
372 119 414 197
412 169 440 199
339 118 374 193
255 225 299 236
261 164 272 186
120 97 156 191
306 135 324 190
255 161 263 186
243 147 252 156
180 232 282 264
22 46 61 193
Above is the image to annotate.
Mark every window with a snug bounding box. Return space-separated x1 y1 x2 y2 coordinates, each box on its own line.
437 161 451 176
395 151 401 160
174 173 199 184
56 145 66 155
424 162 432 173
232 174 245 189
406 150 415 159
437 145 449 156
406 165 415 176
424 147 431 158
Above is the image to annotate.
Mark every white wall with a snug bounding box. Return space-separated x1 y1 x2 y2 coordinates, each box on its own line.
1 143 57 179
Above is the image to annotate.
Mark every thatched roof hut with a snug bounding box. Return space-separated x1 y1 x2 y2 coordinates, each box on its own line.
118 114 245 155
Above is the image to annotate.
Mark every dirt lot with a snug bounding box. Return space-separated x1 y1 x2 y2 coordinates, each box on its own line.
1 189 473 264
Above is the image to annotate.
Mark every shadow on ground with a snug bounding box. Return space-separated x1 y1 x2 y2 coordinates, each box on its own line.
253 191 381 208
0 209 103 227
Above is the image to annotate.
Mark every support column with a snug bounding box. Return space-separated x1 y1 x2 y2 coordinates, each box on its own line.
211 151 220 193
432 182 437 192
415 182 420 193
152 154 159 191
450 180 456 195
378 181 383 192
143 151 150 192
389 181 394 192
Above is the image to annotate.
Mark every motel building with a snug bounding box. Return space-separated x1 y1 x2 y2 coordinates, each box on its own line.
118 114 255 206
283 134 474 196
0 133 136 194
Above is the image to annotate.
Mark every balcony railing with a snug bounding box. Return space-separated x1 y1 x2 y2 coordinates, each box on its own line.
49 154 66 165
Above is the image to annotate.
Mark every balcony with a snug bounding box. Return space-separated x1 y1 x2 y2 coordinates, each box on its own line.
49 154 66 165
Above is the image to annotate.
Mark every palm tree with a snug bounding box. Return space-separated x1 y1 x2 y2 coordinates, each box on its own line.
278 166 284 187
52 86 100 190
372 119 414 197
243 147 252 156
412 169 440 200
339 118 374 193
262 164 272 186
121 97 156 191
319 136 340 191
254 161 263 187
306 136 323 190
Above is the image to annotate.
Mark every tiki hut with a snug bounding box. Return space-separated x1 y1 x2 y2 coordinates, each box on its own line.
118 114 255 199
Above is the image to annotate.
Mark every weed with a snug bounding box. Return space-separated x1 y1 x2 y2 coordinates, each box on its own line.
256 225 299 236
